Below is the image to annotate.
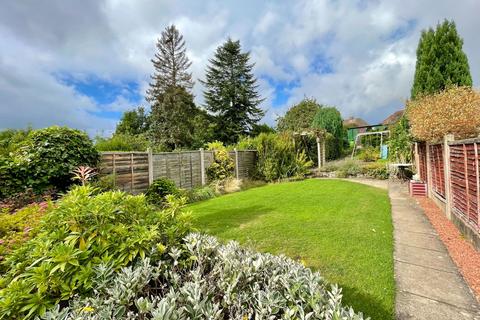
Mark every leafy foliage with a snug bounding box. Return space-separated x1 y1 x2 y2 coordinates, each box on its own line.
0 128 31 157
115 107 150 136
206 141 235 181
149 86 198 150
72 166 97 186
186 186 217 203
411 20 472 99
88 175 119 194
356 146 380 162
335 160 362 178
312 107 344 138
145 178 181 206
41 233 365 320
95 133 151 152
277 98 321 132
388 115 412 163
239 133 313 181
202 38 264 144
0 126 99 199
0 204 48 268
0 186 191 319
407 86 480 142
361 162 389 180
0 188 55 213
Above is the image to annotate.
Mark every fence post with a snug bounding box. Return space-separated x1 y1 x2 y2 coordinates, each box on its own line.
426 143 433 198
147 148 153 185
414 142 420 175
234 148 240 179
443 134 454 220
200 148 206 186
316 137 322 169
130 153 134 192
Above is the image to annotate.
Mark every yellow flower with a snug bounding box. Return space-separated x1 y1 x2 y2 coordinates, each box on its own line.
81 306 95 313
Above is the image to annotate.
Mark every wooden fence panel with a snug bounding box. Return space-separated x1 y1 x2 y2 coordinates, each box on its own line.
101 149 256 193
449 143 480 231
100 152 149 194
418 142 427 182
429 144 445 198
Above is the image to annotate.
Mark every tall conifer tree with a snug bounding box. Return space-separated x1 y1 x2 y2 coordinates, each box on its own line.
411 20 472 99
202 39 264 144
146 25 197 150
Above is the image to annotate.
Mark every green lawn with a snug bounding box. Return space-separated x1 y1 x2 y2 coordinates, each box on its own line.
188 179 394 320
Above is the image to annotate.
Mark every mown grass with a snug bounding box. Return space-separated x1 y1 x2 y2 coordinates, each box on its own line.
188 179 394 319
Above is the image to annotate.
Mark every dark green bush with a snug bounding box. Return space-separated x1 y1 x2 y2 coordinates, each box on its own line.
0 186 191 319
0 126 99 199
145 178 180 205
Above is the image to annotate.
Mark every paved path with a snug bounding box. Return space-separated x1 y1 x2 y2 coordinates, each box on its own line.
389 182 479 320
344 179 479 319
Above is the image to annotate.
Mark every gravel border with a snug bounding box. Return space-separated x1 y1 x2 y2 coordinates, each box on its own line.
415 196 480 301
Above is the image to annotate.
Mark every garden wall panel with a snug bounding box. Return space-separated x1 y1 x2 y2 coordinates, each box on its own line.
428 144 445 198
449 142 480 232
101 149 256 193
417 142 428 182
100 152 149 194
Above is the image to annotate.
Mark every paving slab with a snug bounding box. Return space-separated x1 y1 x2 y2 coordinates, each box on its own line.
389 182 480 320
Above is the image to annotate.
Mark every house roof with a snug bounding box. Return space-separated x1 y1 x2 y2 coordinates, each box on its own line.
343 117 369 128
382 110 404 125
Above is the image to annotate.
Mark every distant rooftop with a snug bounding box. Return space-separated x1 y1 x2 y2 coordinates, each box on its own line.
381 110 404 125
343 117 369 128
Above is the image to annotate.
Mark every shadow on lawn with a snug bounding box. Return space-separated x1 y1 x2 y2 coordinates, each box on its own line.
338 283 394 320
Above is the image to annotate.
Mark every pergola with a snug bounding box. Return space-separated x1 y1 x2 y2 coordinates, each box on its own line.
293 129 327 169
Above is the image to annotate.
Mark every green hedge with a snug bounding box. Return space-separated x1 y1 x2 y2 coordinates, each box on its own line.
0 126 99 199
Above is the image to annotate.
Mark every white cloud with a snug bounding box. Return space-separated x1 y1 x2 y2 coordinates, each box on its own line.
0 0 479 131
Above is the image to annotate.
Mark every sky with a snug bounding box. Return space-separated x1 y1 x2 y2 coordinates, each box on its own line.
0 0 479 136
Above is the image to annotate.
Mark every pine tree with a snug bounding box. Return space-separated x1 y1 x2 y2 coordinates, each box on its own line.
149 86 198 150
146 25 193 101
411 20 472 99
146 24 199 150
201 39 264 144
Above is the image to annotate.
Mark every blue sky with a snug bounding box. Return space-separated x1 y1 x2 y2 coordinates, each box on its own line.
0 0 479 136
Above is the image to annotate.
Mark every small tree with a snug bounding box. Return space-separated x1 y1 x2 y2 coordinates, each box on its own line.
277 98 321 132
202 39 264 144
411 20 472 99
311 107 344 160
407 86 480 142
388 115 412 163
115 107 149 135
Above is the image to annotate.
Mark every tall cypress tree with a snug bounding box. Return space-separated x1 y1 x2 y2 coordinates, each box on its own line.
201 39 264 144
411 20 472 99
146 25 197 150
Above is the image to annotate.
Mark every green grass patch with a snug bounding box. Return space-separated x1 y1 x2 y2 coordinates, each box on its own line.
188 179 394 319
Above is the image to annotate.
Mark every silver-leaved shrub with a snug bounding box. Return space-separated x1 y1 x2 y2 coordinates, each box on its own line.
41 233 366 320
